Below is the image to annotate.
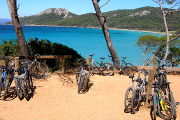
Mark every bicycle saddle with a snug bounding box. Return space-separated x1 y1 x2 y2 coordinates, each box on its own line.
89 54 94 57
122 57 127 59
129 73 134 78
99 57 105 60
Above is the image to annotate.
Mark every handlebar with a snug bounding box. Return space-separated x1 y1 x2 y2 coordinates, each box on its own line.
89 54 94 57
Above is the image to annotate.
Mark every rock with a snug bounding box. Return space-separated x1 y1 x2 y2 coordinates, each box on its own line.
37 8 72 18
129 10 151 17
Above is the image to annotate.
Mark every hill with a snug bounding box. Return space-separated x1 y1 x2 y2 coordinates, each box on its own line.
0 18 11 24
7 7 180 32
19 8 77 25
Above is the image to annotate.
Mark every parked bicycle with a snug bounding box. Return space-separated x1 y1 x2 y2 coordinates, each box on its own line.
124 69 148 114
130 69 148 114
0 65 15 100
29 54 49 79
89 54 114 76
14 61 34 101
75 60 90 94
108 55 135 75
153 60 177 119
150 81 175 120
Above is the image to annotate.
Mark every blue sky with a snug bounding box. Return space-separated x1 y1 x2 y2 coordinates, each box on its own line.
1 0 159 19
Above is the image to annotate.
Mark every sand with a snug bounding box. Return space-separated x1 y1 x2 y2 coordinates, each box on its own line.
0 73 179 120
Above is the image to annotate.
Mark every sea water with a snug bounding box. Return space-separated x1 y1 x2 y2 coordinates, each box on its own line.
0 25 162 66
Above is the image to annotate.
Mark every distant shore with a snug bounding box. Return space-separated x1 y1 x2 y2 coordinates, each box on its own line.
2 24 165 34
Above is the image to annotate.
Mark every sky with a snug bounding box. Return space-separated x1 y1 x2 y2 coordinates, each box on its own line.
0 0 162 19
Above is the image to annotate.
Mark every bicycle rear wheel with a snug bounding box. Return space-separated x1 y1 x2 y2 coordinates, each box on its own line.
29 62 48 79
102 63 114 76
158 99 174 120
122 63 134 75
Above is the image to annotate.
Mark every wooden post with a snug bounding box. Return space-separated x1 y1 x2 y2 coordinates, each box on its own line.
14 57 19 75
145 56 157 107
145 69 154 107
86 57 91 70
153 56 157 74
60 57 65 74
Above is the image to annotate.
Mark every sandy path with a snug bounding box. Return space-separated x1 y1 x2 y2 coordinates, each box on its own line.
0 74 179 120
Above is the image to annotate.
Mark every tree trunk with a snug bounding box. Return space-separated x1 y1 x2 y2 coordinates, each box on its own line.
158 0 170 64
92 0 120 65
6 0 29 58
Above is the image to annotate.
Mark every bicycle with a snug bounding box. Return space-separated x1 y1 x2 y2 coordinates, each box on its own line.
124 73 137 113
89 54 114 76
0 65 14 100
108 55 135 75
150 81 175 120
76 62 90 94
14 61 34 101
130 69 148 114
154 60 177 119
29 54 49 79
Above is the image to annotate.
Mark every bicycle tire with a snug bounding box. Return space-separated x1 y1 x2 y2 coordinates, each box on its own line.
0 77 3 97
124 87 133 113
77 76 84 94
29 62 48 79
102 63 114 76
123 63 134 75
14 78 24 100
131 88 141 114
39 62 48 77
166 90 176 120
3 76 10 100
29 75 34 95
82 75 89 92
150 94 157 120
158 99 174 120
21 78 28 100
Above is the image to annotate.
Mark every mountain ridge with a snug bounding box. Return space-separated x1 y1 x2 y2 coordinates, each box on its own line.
6 6 180 32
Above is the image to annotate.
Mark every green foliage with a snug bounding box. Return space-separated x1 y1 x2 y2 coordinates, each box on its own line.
12 6 180 32
137 34 180 66
27 38 83 71
0 38 83 71
0 40 20 56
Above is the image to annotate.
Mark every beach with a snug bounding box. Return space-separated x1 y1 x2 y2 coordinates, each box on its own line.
0 73 179 120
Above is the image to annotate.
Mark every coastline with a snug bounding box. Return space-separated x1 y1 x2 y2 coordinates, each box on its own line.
2 24 165 34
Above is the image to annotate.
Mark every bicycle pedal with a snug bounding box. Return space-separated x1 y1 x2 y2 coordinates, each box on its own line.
176 102 180 106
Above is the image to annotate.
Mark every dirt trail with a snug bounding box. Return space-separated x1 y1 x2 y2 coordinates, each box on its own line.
0 74 179 120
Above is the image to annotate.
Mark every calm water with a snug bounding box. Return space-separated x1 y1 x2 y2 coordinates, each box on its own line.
0 25 162 66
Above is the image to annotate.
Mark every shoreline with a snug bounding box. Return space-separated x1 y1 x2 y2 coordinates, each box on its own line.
2 24 165 34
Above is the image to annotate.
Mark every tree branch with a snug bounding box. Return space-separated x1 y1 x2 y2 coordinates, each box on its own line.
169 2 180 9
100 0 111 8
168 33 180 43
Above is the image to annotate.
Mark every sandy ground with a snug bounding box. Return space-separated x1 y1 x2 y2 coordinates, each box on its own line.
0 73 179 120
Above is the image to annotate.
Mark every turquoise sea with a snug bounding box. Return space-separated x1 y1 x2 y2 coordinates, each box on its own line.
0 25 162 66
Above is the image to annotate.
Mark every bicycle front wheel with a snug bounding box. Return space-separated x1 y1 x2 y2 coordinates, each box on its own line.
14 78 24 100
77 75 84 94
101 63 114 76
131 88 141 114
124 87 133 113
150 94 157 120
